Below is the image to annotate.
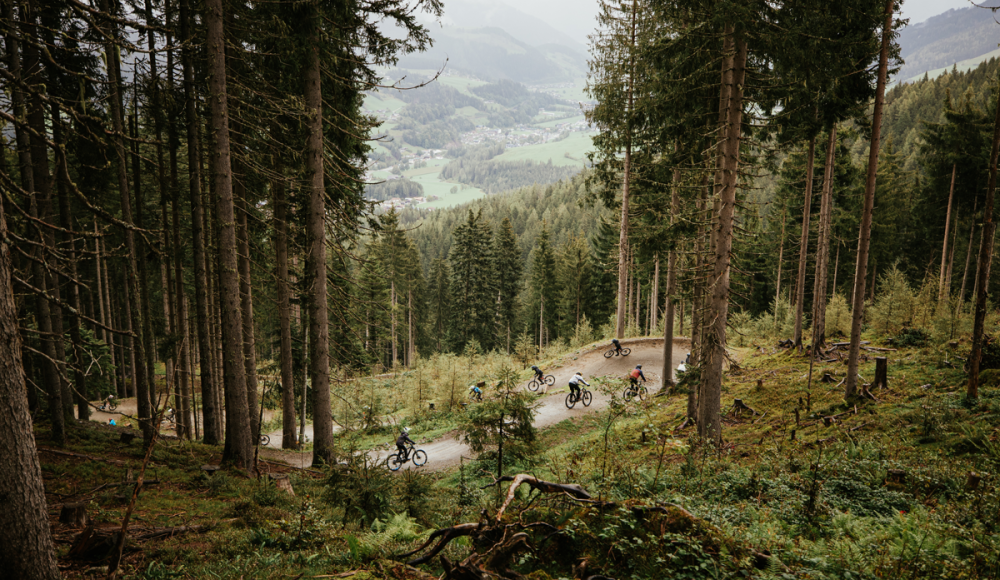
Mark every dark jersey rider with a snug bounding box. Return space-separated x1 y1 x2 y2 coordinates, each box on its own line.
530 365 544 381
396 427 415 458
612 338 622 355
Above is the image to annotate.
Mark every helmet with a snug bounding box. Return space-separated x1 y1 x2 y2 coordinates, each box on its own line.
575 371 582 376
636 365 642 369
402 427 410 435
531 365 539 371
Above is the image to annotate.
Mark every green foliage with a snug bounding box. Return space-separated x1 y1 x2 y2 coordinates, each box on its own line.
440 159 580 194
460 365 539 477
323 455 395 526
868 265 920 336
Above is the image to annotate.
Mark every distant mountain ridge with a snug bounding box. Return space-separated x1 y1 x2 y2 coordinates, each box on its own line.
398 26 587 84
897 3 1000 81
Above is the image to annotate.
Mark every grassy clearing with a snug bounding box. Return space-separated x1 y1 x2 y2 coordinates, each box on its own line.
492 130 594 166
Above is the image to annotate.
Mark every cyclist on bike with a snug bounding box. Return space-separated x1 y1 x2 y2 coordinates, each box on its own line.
530 365 545 382
100 394 115 411
568 372 590 402
629 365 646 387
612 338 622 355
469 384 483 401
396 427 415 459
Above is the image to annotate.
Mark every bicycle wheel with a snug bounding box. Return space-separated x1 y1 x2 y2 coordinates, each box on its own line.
386 454 403 471
412 450 428 467
109 401 118 411
637 386 648 401
620 348 631 356
582 390 593 407
528 380 540 392
544 375 555 386
260 434 270 446
565 393 577 409
604 349 614 359
623 387 635 402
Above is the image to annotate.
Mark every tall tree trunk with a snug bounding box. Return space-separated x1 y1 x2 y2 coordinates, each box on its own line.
204 0 253 467
52 105 89 421
698 28 746 444
0 189 61 579
846 0 895 400
967 76 1000 399
391 280 398 366
960 199 977 304
946 207 959 295
94 222 118 397
651 253 659 330
274 178 297 448
938 163 957 302
99 0 153 443
615 0 639 338
811 128 837 351
236 181 260 438
408 286 414 366
774 204 786 333
181 0 220 444
304 12 333 466
793 137 817 350
661 166 680 392
3 7 64 442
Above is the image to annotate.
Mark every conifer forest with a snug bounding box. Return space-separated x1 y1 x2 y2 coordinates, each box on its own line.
2 0 1000 578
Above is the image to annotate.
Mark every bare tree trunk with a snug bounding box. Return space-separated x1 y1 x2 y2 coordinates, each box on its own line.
52 105 90 422
832 243 840 294
938 163 957 302
0 190 60 579
181 0 219 444
774 204 786 333
960 199 977 305
698 28 746 445
794 137 817 350
539 295 544 352
204 0 253 467
408 287 414 366
236 181 260 439
615 1 639 338
811 128 837 351
99 0 153 443
946 207 959 296
661 166 680 392
303 12 333 466
651 253 659 330
274 178 297 448
967 75 1000 399
391 280 397 366
94 222 118 397
846 0 895 400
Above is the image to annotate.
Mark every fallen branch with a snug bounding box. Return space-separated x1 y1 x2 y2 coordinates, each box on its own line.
400 523 482 566
492 474 592 521
38 447 126 466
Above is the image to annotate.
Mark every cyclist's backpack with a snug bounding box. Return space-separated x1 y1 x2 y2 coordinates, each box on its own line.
630 369 641 379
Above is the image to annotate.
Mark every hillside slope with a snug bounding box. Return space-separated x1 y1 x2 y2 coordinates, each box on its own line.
897 3 1000 81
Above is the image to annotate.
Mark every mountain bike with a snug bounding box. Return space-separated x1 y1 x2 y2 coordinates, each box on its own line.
260 434 270 446
527 374 555 392
603 347 631 359
565 386 593 409
386 442 427 471
623 381 648 402
100 397 118 412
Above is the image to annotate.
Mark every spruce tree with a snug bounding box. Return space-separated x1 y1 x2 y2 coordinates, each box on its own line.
448 210 495 352
493 217 522 352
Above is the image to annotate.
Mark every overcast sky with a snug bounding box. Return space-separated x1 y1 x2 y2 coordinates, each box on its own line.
495 0 984 46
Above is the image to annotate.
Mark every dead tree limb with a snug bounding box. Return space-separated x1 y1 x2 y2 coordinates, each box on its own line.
494 474 592 521
400 523 482 566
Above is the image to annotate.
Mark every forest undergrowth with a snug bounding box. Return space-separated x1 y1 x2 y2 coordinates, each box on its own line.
38 305 1000 579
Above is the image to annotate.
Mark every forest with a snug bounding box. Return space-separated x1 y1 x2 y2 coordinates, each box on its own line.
2 0 1000 579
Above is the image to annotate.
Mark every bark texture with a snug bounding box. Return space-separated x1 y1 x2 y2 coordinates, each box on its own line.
205 0 253 467
811 128 837 350
274 179 297 448
698 28 746 444
794 137 817 349
0 184 61 580
846 0 895 399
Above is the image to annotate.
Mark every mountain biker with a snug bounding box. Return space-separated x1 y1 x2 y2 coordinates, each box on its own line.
100 394 115 410
396 427 415 459
530 365 545 381
612 338 622 355
629 365 646 387
469 384 483 401
568 372 590 402
677 352 691 375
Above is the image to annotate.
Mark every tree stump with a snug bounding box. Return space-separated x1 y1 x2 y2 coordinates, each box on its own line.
201 465 221 477
59 502 90 527
731 399 758 416
874 357 888 390
68 526 120 561
268 473 295 496
820 372 835 384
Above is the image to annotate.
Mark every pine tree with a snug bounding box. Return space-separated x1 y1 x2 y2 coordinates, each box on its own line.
448 210 495 352
493 217 522 352
527 224 557 350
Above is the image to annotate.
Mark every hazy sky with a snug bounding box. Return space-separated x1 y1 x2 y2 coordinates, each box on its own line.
494 0 982 46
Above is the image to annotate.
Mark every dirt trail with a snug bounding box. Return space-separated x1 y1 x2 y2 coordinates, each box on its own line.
86 338 690 471
383 337 689 472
